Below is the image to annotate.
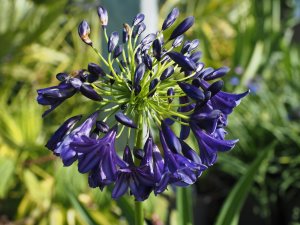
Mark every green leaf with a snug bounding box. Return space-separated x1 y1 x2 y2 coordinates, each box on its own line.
116 196 135 225
215 143 274 225
0 157 15 198
68 192 98 225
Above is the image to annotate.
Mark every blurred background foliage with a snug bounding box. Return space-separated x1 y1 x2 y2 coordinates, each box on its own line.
0 0 299 224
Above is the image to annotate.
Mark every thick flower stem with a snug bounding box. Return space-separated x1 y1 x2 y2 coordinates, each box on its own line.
176 187 194 225
134 113 145 225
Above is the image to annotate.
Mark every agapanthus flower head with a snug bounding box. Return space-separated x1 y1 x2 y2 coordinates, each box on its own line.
37 6 248 201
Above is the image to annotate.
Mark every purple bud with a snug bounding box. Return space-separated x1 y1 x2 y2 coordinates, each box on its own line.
190 51 202 63
132 13 145 26
78 20 92 46
141 33 156 46
178 82 205 101
148 78 159 97
160 66 174 81
167 51 196 71
88 63 106 77
199 67 214 79
207 80 224 97
56 73 69 81
113 45 123 58
192 78 201 88
80 84 102 101
122 27 129 43
172 35 184 48
167 87 174 103
181 40 191 54
135 49 143 64
204 67 230 81
189 39 200 52
115 112 137 128
96 121 109 133
108 31 119 53
162 8 180 31
134 63 146 87
97 6 108 27
132 22 146 38
86 74 98 83
169 16 194 40
152 39 162 60
143 54 153 70
195 62 205 73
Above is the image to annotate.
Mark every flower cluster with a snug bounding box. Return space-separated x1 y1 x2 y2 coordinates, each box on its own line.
37 6 248 201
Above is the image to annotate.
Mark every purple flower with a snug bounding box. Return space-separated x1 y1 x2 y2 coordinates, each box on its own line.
190 122 238 166
112 145 155 201
46 115 82 151
155 131 206 194
53 111 99 166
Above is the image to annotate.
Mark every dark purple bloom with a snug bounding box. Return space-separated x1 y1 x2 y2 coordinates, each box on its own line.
160 66 174 81
69 78 83 90
167 51 196 71
80 84 102 101
132 13 145 26
113 45 123 58
37 82 77 117
178 82 205 101
78 20 92 46
53 111 99 166
97 6 108 27
108 31 119 53
46 115 82 151
115 112 137 128
190 122 238 166
71 125 126 188
169 16 194 40
112 146 155 201
155 131 205 194
162 8 180 31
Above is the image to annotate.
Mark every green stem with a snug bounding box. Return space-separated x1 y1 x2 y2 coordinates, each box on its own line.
133 113 144 225
176 187 194 225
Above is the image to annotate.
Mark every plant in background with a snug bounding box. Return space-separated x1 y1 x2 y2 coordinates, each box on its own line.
37 6 248 225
